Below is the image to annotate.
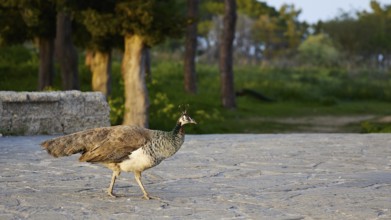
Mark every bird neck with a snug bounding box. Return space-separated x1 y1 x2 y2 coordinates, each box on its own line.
172 122 184 136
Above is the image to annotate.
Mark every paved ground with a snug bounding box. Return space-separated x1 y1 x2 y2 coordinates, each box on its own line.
0 134 390 219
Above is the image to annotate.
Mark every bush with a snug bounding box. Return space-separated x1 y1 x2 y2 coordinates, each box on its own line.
0 45 38 90
0 45 34 64
297 34 340 67
361 121 391 133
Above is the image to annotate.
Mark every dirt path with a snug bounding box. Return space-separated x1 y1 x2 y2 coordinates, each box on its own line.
272 115 377 132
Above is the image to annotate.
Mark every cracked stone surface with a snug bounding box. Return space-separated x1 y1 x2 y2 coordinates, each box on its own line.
0 134 390 219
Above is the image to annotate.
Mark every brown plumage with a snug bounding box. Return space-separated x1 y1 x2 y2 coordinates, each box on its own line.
41 112 196 199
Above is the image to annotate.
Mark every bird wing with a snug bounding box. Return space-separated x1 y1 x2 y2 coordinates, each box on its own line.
41 128 112 158
76 125 152 163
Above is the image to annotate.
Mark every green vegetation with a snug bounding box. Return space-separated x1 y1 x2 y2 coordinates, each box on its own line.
1 46 391 133
147 62 391 133
0 45 38 90
1 1 390 134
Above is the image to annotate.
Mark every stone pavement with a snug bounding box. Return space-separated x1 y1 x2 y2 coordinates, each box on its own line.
0 134 390 219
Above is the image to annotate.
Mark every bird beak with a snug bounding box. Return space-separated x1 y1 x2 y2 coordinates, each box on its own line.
189 117 197 124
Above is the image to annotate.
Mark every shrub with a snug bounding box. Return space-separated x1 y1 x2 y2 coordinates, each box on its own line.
361 121 391 133
298 34 340 67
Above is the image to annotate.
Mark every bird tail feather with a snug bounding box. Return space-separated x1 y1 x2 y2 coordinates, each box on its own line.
41 132 89 158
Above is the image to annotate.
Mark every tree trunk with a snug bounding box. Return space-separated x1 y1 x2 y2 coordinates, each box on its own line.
38 37 55 90
145 47 151 83
91 50 112 97
184 0 199 94
85 50 93 68
219 0 237 109
55 12 79 90
122 34 149 127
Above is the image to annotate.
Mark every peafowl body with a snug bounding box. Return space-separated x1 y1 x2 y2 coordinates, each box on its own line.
41 112 196 199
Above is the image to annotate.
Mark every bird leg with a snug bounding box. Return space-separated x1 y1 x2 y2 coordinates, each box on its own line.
134 171 152 200
107 170 120 198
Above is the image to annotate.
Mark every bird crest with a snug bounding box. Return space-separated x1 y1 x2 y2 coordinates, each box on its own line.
178 104 190 115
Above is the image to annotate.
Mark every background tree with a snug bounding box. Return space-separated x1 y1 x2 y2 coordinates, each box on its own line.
196 0 280 65
0 0 58 90
0 5 29 46
358 1 391 67
184 0 199 94
197 0 224 64
116 0 185 127
55 9 80 90
235 0 277 65
320 13 363 66
219 0 237 109
252 4 307 66
280 5 307 57
320 1 391 68
72 0 120 97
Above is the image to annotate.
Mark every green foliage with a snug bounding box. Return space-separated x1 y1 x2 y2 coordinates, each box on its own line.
0 7 29 45
0 45 34 64
71 0 121 51
0 0 58 77
298 34 340 66
0 45 38 90
236 66 391 102
197 0 223 38
198 0 277 40
1 45 391 133
80 10 118 38
15 0 57 38
237 0 277 18
115 0 186 46
361 121 391 133
108 97 125 125
69 0 186 52
200 1 224 15
252 4 308 60
320 1 391 63
143 61 391 133
147 61 223 132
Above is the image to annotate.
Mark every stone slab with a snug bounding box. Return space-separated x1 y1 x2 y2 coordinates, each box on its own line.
0 91 110 135
0 134 390 219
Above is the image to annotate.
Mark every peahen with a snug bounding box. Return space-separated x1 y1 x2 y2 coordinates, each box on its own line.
41 111 196 199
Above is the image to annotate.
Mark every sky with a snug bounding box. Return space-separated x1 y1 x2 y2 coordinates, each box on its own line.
266 0 390 23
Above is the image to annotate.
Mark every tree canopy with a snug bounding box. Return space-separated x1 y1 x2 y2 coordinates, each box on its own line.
319 1 391 65
0 0 57 44
2 0 390 68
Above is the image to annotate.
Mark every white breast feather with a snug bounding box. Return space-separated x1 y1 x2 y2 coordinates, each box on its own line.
119 148 153 172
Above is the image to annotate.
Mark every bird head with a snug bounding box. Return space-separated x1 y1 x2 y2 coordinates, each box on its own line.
177 110 197 126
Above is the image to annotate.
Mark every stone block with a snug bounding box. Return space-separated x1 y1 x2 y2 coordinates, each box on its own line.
0 117 12 134
38 117 63 135
0 91 110 135
84 93 110 118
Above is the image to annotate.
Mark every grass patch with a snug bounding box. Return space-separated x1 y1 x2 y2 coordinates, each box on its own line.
360 121 391 133
1 46 391 133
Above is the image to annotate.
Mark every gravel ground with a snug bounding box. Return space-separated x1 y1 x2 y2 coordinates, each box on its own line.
1 134 390 219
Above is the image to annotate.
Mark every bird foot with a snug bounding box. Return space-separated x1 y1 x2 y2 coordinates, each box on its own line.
108 191 119 198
